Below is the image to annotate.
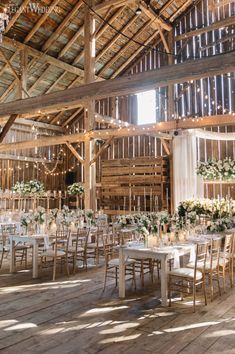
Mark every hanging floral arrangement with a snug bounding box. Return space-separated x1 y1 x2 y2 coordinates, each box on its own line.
197 158 235 181
68 182 85 196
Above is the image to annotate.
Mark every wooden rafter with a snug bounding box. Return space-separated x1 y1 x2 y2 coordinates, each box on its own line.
0 81 16 103
113 35 162 78
0 114 18 143
0 51 233 118
73 6 124 65
159 0 175 16
157 25 170 53
169 0 193 22
90 136 114 165
93 0 134 12
95 13 138 63
0 48 30 98
62 108 84 127
4 0 31 33
65 142 84 164
42 0 84 51
2 36 85 78
24 0 61 43
139 2 172 31
175 16 235 42
98 19 152 75
0 114 234 152
160 138 171 155
58 26 84 59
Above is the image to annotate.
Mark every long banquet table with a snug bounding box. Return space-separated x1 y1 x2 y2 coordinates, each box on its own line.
9 234 48 278
119 242 196 307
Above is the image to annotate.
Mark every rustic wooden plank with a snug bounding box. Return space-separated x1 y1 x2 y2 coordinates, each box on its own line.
24 0 61 43
0 51 233 118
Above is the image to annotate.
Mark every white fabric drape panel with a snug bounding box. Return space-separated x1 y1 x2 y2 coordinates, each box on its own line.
195 129 235 141
173 130 204 210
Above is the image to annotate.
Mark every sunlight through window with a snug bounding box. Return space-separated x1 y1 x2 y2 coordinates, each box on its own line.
137 90 156 125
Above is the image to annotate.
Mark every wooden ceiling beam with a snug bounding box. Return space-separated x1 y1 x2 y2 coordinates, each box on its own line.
90 136 114 165
0 81 16 103
169 0 193 22
0 114 18 143
95 13 138 63
73 6 124 65
0 114 234 152
24 0 61 43
58 26 84 58
92 0 134 12
111 31 160 79
159 0 175 16
98 19 152 75
65 142 84 164
175 16 235 42
3 36 85 78
42 0 84 51
139 2 172 31
62 108 84 127
157 25 170 53
4 0 31 33
0 51 233 118
28 65 51 94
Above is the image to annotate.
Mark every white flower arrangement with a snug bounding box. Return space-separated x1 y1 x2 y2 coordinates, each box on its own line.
197 158 235 181
85 209 94 219
13 180 44 196
33 206 46 225
68 183 85 196
20 214 33 229
207 217 234 233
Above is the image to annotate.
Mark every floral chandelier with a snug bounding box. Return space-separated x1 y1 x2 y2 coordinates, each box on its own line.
0 10 9 43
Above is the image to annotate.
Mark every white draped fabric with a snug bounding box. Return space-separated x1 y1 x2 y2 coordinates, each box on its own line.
195 129 235 141
173 130 203 210
173 128 235 210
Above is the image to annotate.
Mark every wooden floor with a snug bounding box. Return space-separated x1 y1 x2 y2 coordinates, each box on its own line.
0 260 235 354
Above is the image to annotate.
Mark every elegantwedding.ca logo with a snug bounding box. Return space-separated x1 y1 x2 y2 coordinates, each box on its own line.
5 2 61 14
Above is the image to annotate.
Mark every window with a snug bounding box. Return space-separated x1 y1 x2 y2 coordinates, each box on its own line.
137 90 156 125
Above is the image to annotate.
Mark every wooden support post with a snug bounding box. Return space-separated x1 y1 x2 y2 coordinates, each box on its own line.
167 30 175 120
84 0 96 210
20 49 28 99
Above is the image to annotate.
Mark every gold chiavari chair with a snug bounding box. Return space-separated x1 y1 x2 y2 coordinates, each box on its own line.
67 229 91 272
0 224 28 269
168 242 208 312
219 233 234 291
187 238 221 301
40 229 70 281
103 238 136 291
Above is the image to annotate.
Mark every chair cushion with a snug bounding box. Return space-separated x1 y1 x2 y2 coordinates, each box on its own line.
169 267 202 280
68 246 84 253
108 258 135 267
87 243 103 249
219 258 229 266
41 250 65 258
187 260 218 270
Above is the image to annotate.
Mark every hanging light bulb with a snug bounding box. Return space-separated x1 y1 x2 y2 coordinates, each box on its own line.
0 9 9 43
135 0 142 15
